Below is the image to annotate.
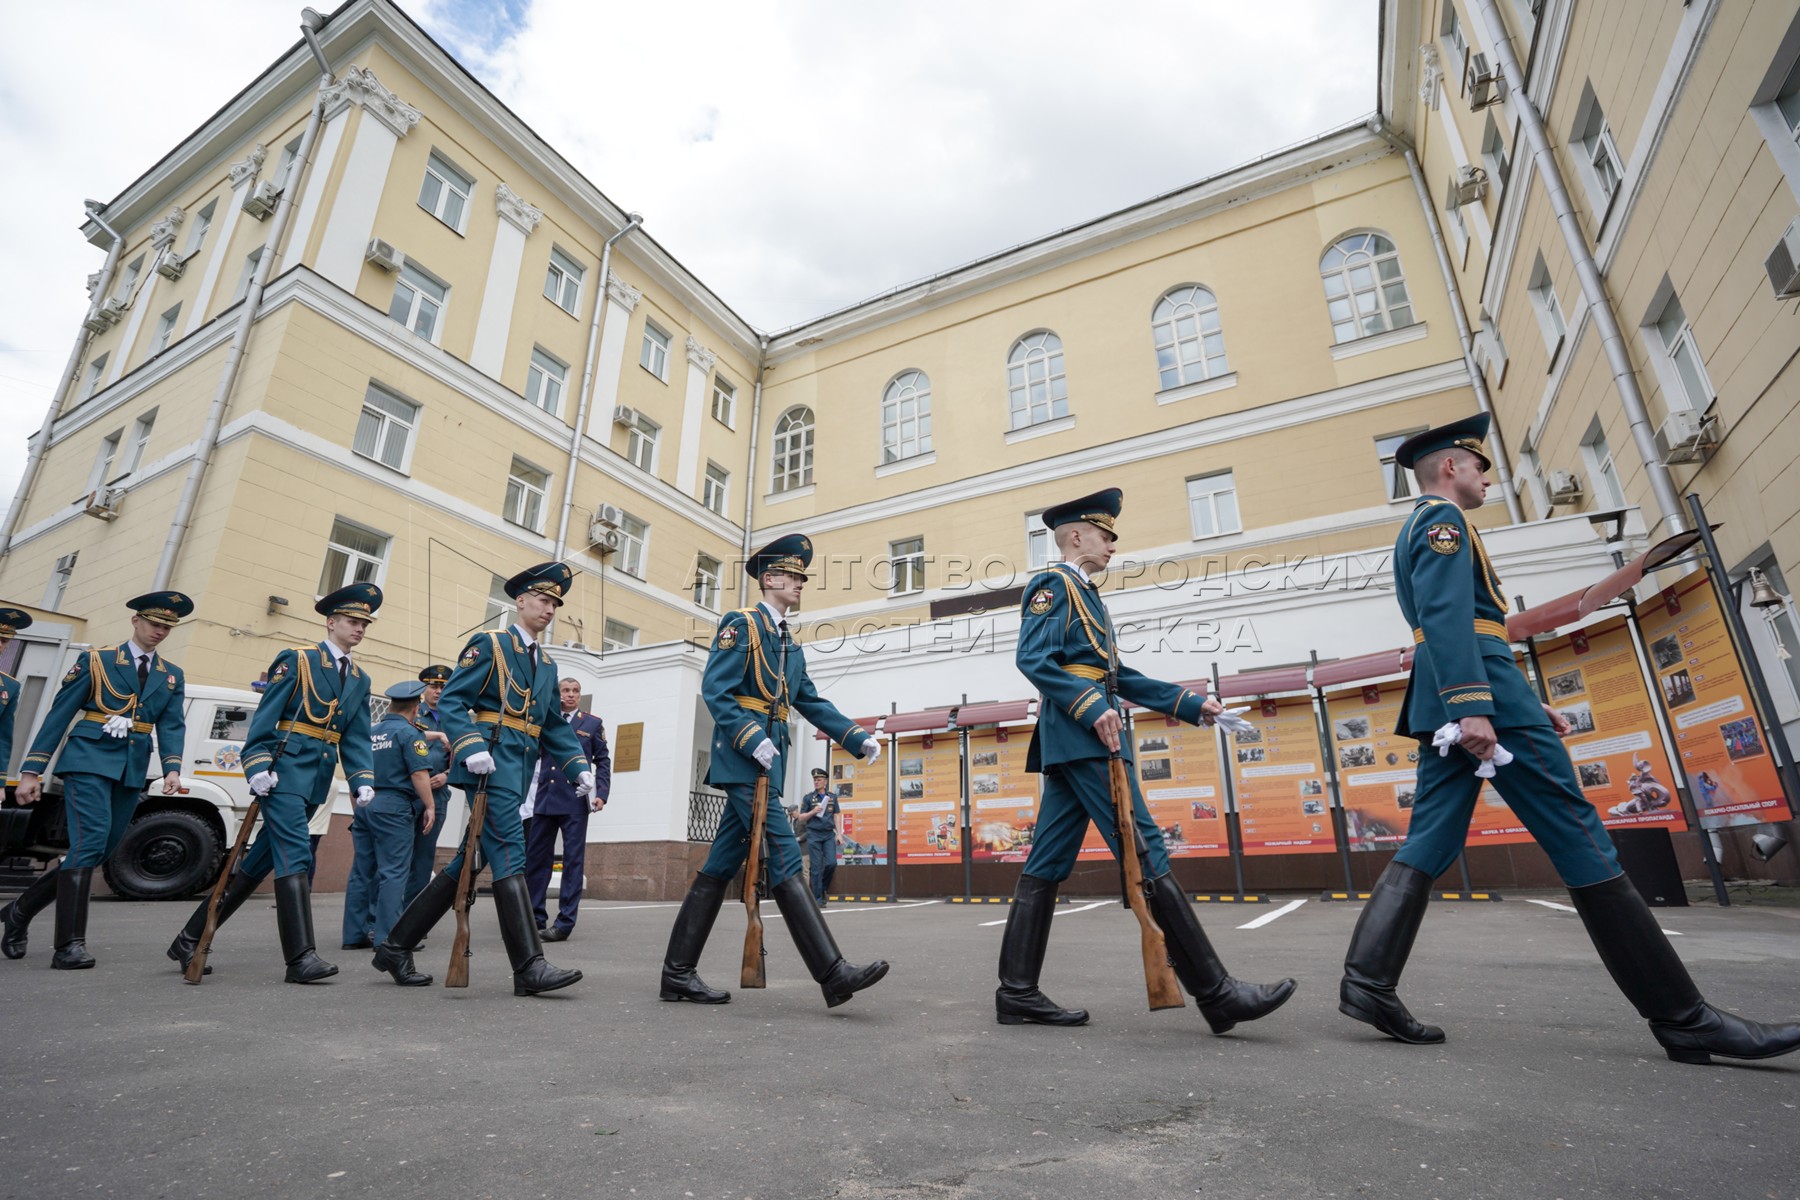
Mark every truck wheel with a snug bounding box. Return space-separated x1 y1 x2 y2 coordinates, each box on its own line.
103 809 224 900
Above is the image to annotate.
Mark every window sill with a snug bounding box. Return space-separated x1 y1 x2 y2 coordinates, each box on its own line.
548 298 581 319
1544 333 1565 373
1004 414 1075 445
640 363 669 385
888 589 924 601
1190 527 1244 543
1328 321 1429 361
418 202 468 238
875 451 936 478
712 415 736 431
1155 373 1238 406
352 451 411 479
764 484 814 506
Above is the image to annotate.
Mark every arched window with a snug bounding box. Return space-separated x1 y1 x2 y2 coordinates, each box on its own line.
1151 286 1228 389
1007 331 1068 431
1321 233 1414 344
771 405 814 493
881 370 933 463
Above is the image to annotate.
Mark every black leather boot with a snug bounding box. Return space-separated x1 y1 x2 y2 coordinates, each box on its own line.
2 868 57 960
372 868 457 986
1340 861 1444 1044
995 874 1087 1026
495 874 581 996
1570 873 1800 1065
50 868 96 970
1146 872 1295 1034
660 872 730 1003
772 874 887 1007
167 868 264 975
274 872 337 983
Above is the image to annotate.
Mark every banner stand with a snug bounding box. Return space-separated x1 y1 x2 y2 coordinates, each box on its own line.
1311 652 1357 893
1212 661 1255 901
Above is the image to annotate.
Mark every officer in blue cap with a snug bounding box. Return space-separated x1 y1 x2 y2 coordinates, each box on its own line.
658 533 889 1008
372 562 595 994
403 664 455 912
165 583 379 983
8 593 191 968
998 489 1296 1030
0 607 33 801
345 680 437 949
1339 413 1800 1064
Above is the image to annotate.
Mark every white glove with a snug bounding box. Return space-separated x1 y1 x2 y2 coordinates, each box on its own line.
355 786 374 807
1209 706 1255 735
1431 722 1515 778
103 714 132 738
751 738 776 771
575 771 596 800
464 750 496 776
250 770 278 796
861 739 882 764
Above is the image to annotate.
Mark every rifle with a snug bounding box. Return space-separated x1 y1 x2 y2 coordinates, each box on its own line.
740 620 790 989
1104 668 1184 1012
446 725 499 989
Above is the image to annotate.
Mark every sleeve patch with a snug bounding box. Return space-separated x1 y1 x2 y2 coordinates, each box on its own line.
459 643 482 667
63 663 82 684
413 739 428 755
716 623 739 650
1426 523 1464 556
271 660 290 681
1027 588 1055 615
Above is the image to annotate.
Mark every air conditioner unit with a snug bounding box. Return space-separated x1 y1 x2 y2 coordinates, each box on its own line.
154 252 187 282
1764 216 1800 299
592 527 623 556
82 486 123 521
242 179 281 219
82 310 113 334
1547 469 1584 502
612 405 639 428
100 298 128 324
364 238 402 272
1466 53 1503 110
595 503 623 530
1448 164 1489 208
1655 409 1718 465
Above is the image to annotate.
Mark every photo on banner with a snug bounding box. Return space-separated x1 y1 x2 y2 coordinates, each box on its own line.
1228 695 1336 855
894 732 962 862
967 723 1039 863
1133 714 1228 857
826 743 890 866
1323 680 1418 851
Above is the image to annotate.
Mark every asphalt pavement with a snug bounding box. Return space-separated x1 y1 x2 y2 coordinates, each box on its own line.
4 888 1799 1199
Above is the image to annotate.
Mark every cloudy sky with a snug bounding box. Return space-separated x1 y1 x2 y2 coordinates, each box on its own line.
0 0 1374 526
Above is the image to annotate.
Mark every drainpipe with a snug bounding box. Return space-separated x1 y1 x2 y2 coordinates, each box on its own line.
1471 0 1685 535
738 337 769 607
1370 117 1524 522
152 12 335 589
553 212 642 560
0 201 124 562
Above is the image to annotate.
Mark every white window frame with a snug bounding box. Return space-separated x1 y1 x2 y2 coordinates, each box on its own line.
185 200 217 255
44 553 77 611
353 383 421 474
616 512 649 579
418 150 474 234
151 304 182 355
1186 471 1241 540
1444 190 1470 264
1440 2 1468 63
1527 254 1568 360
702 461 730 515
1481 114 1511 191
625 412 660 473
1320 233 1415 344
389 261 448 344
771 406 815 494
317 517 389 596
1748 24 1800 204
711 376 736 428
524 347 569 417
1376 429 1427 503
274 137 303 192
1006 331 1070 431
233 247 264 304
1151 285 1229 390
544 247 585 315
1581 421 1625 508
503 456 551 533
888 537 925 597
1517 441 1549 517
1646 290 1715 415
76 354 108 404
484 573 514 630
1025 512 1062 571
121 410 156 478
1572 84 1625 222
639 321 671 381
116 255 144 303
88 431 122 491
881 369 933 463
602 618 638 651
693 554 723 611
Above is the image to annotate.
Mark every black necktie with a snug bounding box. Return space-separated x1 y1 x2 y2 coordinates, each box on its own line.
778 620 790 646
136 654 149 690
528 643 540 670
338 656 349 689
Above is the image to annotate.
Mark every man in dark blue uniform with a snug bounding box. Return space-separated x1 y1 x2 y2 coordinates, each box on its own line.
525 676 610 941
164 584 377 983
404 664 454 912
8 593 191 969
796 767 840 908
371 562 595 995
361 681 436 948
659 534 888 1008
998 490 1295 1031
1339 414 1800 1064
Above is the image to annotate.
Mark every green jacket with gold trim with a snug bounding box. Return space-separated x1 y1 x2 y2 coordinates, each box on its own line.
21 644 186 784
441 628 589 802
240 641 373 802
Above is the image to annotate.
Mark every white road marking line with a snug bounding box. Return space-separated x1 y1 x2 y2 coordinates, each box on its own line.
589 903 684 910
1525 896 1681 933
979 899 1109 927
1237 898 1307 929
823 900 942 915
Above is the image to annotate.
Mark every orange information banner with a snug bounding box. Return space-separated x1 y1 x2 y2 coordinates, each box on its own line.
968 724 1039 863
1533 617 1686 833
1134 716 1229 857
1636 570 1790 829
1230 696 1336 855
826 746 889 866
1324 681 1419 851
894 733 962 862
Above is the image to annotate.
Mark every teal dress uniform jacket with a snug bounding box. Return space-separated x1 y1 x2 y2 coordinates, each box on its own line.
0 670 20 781
441 629 589 801
21 644 186 783
239 641 374 798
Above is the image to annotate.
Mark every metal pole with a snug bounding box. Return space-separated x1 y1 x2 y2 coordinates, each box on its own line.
1214 662 1246 897
1311 653 1356 891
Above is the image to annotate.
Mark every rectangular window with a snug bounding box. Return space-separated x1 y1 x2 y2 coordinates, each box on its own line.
693 554 722 611
418 151 474 233
1528 254 1567 357
1445 192 1470 262
388 261 447 342
116 256 144 303
484 573 513 630
88 431 122 491
1481 115 1511 189
639 321 670 380
151 304 181 354
889 537 925 596
44 552 77 611
1653 295 1714 413
602 618 638 651
1440 3 1467 62
1186 471 1241 539
1573 84 1624 217
233 247 264 304
504 457 550 531
616 512 649 578
1777 54 1800 138
1025 513 1062 571
122 410 156 477
524 347 568 417
185 200 217 255
1376 430 1426 502
274 138 302 191
317 518 388 595
626 412 660 472
353 384 419 472
711 376 736 427
543 247 585 315
1581 421 1625 508
76 354 108 404
702 461 730 515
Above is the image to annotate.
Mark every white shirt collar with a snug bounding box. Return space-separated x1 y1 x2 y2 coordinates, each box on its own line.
321 640 350 667
511 623 539 650
759 601 789 626
1063 561 1092 585
125 640 153 664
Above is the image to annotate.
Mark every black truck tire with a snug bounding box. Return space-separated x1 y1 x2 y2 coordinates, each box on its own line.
103 807 224 900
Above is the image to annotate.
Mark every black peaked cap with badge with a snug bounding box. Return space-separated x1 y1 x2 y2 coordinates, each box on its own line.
746 534 813 579
418 664 453 684
128 591 195 627
506 561 573 606
315 582 382 620
0 606 34 638
1041 488 1122 542
1394 412 1492 472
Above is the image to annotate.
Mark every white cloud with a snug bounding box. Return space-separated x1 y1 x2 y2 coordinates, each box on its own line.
0 0 1372 528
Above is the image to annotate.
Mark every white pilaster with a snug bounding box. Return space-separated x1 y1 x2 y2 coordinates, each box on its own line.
284 116 347 277
470 183 542 379
184 146 262 334
675 335 715 494
585 271 641 438
312 67 420 291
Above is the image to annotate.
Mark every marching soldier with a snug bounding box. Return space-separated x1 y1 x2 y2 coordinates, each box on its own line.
998 489 1296 1030
370 562 595 995
0 607 31 794
1339 414 1800 1063
659 534 888 1009
165 584 378 982
404 664 454 911
6 593 191 968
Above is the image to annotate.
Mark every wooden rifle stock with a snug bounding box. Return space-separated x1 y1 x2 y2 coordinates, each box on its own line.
1109 754 1184 1011
445 778 488 988
740 771 769 988
183 797 261 984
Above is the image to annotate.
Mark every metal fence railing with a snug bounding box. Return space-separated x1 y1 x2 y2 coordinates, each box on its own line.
687 789 728 843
